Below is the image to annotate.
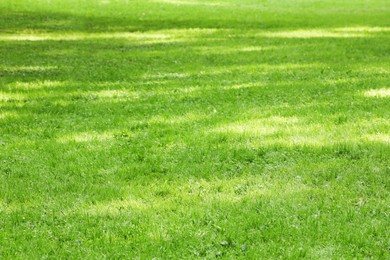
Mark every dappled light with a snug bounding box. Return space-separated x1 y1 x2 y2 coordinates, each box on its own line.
0 31 178 43
1 26 388 45
57 131 114 143
0 111 19 120
364 134 390 144
153 0 229 7
82 89 140 101
0 28 221 43
1 0 389 258
193 45 276 55
0 200 20 214
334 27 390 32
210 116 390 147
222 82 265 90
0 65 57 72
363 88 390 98
0 92 25 102
143 72 190 80
257 27 390 38
5 80 65 90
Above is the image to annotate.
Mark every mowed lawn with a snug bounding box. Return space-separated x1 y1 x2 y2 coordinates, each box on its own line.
0 0 389 258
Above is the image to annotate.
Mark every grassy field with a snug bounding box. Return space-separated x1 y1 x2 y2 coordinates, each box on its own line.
0 0 389 258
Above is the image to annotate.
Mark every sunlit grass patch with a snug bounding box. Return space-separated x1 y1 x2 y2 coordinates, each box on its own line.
222 82 265 90
194 45 276 55
0 111 19 120
0 65 57 72
210 116 390 147
82 89 141 101
143 72 189 80
5 80 65 90
0 28 222 44
363 88 390 98
152 0 228 7
0 92 25 101
209 116 327 147
258 27 390 38
0 31 171 42
364 134 390 144
0 200 20 214
212 116 299 134
57 131 114 143
334 27 390 32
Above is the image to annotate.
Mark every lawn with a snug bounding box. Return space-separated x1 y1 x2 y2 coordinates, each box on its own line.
0 0 389 258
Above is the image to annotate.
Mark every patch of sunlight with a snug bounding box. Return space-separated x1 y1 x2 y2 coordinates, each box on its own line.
309 245 336 259
0 111 19 120
0 65 57 72
148 112 206 125
94 90 131 98
258 27 389 38
213 116 299 135
222 82 265 90
364 134 390 144
0 28 220 43
57 132 113 143
356 66 389 75
0 200 19 213
0 32 172 43
153 0 228 7
143 72 189 79
209 116 340 147
363 88 390 98
147 229 171 241
7 80 65 90
84 90 140 100
84 197 148 216
334 27 390 32
161 28 221 36
152 0 307 10
210 116 390 147
261 30 362 38
176 86 204 93
240 46 274 52
0 92 25 101
195 45 275 55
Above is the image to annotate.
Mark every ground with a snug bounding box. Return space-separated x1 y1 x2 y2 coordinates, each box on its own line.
0 0 389 258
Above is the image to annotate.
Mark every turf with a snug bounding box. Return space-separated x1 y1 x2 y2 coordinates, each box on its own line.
0 0 389 258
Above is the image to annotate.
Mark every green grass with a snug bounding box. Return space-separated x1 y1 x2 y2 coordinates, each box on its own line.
0 0 389 258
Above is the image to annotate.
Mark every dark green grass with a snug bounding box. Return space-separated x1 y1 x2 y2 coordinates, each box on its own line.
0 0 389 258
